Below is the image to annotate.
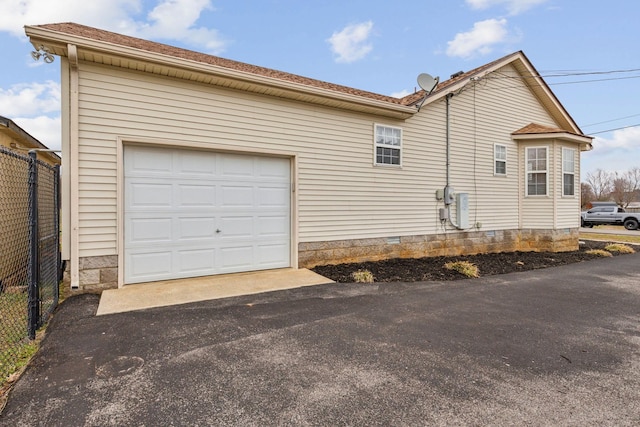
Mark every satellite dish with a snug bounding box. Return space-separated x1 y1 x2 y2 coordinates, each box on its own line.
417 73 439 94
415 73 439 111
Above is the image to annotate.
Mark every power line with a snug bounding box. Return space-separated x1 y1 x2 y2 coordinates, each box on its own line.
582 113 640 128
483 68 640 79
549 75 640 86
590 123 640 135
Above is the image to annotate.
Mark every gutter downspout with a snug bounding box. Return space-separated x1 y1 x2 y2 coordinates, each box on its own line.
445 93 452 197
68 44 80 289
443 92 470 230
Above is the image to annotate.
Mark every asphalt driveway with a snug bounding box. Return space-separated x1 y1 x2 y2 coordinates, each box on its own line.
2 253 640 426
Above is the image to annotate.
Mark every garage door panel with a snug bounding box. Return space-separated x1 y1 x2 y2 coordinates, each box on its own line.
129 183 173 207
257 243 290 265
177 151 217 176
258 186 289 207
220 185 254 207
129 251 173 279
124 145 290 284
257 216 289 236
177 217 217 241
258 157 290 179
221 155 255 177
178 184 216 207
127 149 173 174
129 218 173 243
219 216 253 238
177 249 216 273
220 246 254 270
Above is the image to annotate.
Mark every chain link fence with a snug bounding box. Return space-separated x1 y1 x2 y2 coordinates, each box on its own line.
1 146 60 383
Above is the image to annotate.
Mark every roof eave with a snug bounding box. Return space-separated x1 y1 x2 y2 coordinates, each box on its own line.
511 132 594 151
0 115 62 162
25 25 416 120
417 52 585 137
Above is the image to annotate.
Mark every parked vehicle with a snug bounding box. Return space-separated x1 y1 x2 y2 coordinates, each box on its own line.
580 205 640 230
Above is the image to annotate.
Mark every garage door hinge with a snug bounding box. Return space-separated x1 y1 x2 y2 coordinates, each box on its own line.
291 182 295 192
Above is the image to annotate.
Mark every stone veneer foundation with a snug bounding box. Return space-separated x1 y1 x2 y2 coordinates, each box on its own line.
67 228 578 292
298 228 579 268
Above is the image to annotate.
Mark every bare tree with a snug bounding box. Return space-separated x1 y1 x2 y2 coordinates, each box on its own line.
610 167 640 208
580 182 595 208
626 167 640 202
611 174 628 207
585 169 612 201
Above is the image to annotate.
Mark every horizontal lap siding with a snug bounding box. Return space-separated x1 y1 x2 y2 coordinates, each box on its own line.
407 64 560 232
75 62 566 257
555 143 580 228
76 63 426 255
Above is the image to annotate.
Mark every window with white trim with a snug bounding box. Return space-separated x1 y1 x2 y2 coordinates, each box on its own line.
562 147 575 196
494 144 507 175
526 147 548 196
374 124 402 166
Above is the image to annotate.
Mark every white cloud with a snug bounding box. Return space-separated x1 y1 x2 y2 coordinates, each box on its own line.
592 126 640 151
465 0 548 15
581 126 640 178
446 18 509 59
133 0 226 53
0 0 143 37
12 116 62 152
0 0 227 54
0 81 62 149
327 21 374 63
390 89 412 98
0 81 61 116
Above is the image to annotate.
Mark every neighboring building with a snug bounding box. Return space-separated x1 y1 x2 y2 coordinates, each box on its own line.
0 116 60 290
25 23 593 291
0 116 61 165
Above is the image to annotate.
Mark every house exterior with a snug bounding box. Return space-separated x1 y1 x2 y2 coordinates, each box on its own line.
0 116 61 165
25 23 592 292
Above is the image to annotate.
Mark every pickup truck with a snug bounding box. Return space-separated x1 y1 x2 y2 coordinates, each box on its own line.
580 205 640 230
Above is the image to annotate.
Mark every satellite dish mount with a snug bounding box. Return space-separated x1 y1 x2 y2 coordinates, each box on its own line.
415 73 439 111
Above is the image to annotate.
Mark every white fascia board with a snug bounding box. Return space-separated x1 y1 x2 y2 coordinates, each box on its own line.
25 26 416 119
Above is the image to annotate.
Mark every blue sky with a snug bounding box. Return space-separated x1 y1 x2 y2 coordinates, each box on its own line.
1 0 638 179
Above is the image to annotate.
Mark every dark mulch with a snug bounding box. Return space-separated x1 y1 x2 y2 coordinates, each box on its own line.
312 240 630 283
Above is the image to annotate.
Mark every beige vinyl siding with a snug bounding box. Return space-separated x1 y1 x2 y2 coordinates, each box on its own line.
74 61 568 257
555 143 580 228
405 63 559 232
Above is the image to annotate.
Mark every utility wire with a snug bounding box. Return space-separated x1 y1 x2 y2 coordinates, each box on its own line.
482 68 640 79
590 123 640 135
582 113 640 128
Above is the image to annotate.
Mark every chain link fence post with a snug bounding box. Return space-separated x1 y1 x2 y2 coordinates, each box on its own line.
27 151 40 340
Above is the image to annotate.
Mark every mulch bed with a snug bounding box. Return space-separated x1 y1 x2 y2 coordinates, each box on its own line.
312 240 629 283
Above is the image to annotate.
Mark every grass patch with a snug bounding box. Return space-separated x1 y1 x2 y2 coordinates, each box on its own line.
580 233 640 245
585 249 613 257
444 261 479 278
351 269 374 283
604 243 636 254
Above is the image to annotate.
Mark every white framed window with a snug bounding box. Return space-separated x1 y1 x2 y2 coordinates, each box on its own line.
525 146 548 196
494 144 507 175
562 147 575 196
374 124 402 166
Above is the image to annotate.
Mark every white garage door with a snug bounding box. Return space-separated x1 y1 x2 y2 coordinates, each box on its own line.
124 145 291 284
